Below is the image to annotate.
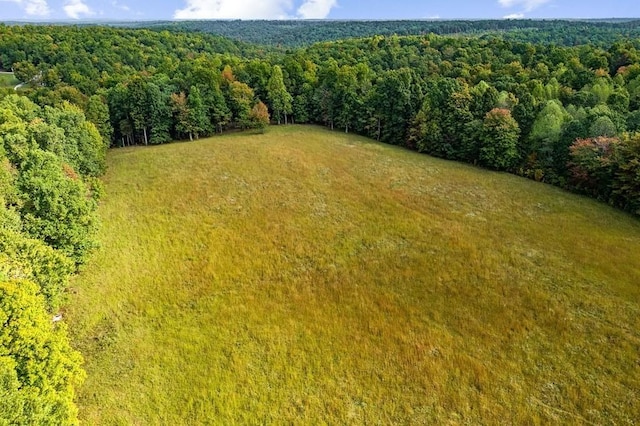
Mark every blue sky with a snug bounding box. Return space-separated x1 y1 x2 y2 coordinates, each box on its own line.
0 0 638 21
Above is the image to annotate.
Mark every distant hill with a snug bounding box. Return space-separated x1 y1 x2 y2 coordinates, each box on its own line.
2 19 639 48
121 19 640 47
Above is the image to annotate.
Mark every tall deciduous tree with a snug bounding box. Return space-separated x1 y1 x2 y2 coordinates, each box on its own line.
17 149 97 264
85 94 113 145
479 108 521 170
267 65 293 125
227 81 255 129
127 75 151 145
171 92 191 140
200 82 230 133
529 100 569 171
187 85 209 139
147 79 173 145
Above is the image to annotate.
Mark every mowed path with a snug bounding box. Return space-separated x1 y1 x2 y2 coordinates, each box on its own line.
68 125 640 424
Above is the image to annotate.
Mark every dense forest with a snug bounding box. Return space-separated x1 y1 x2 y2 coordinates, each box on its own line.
1 20 640 423
121 19 640 47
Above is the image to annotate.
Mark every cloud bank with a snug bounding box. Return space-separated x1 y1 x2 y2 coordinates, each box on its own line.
174 0 337 19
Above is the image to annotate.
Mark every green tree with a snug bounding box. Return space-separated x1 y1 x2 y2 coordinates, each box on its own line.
43 102 107 177
200 83 230 134
12 61 38 85
85 94 113 145
0 228 74 311
147 80 173 145
371 68 419 145
187 86 209 139
17 149 98 264
127 75 151 145
529 100 569 171
267 65 293 125
0 279 84 425
479 108 521 170
227 81 255 129
589 116 617 138
171 91 191 140
612 133 640 214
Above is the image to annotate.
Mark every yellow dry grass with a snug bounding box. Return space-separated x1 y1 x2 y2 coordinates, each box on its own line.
67 125 640 424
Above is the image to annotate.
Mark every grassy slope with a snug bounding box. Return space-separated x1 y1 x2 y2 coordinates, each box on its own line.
68 125 640 424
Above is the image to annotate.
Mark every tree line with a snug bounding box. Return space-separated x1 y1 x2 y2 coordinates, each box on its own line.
2 24 637 213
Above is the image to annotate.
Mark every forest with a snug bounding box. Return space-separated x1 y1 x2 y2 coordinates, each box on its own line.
133 18 640 47
0 19 640 423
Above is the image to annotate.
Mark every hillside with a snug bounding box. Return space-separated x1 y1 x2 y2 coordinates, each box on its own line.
67 125 640 424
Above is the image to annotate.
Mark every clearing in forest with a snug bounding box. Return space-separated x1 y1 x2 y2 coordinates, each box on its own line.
68 125 640 424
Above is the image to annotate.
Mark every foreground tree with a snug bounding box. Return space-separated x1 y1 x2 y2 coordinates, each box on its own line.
0 279 84 426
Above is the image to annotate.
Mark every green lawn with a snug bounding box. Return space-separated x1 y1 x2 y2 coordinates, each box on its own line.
67 125 640 424
0 72 19 89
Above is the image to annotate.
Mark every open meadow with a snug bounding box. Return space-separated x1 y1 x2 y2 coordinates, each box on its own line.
0 72 19 89
67 125 640 424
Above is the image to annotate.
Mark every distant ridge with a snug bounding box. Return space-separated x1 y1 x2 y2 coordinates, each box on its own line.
2 19 639 47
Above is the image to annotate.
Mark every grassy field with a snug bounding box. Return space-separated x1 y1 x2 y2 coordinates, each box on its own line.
0 72 19 89
67 125 640 424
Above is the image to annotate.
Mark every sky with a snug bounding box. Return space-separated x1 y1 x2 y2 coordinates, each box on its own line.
0 0 638 21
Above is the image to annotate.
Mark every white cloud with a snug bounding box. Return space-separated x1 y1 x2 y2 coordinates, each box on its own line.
64 0 94 19
498 0 551 12
0 0 50 16
174 0 337 19
174 0 293 19
112 0 130 11
503 13 525 19
297 0 336 19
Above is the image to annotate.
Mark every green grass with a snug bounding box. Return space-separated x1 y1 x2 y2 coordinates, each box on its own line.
0 72 19 88
67 125 640 424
